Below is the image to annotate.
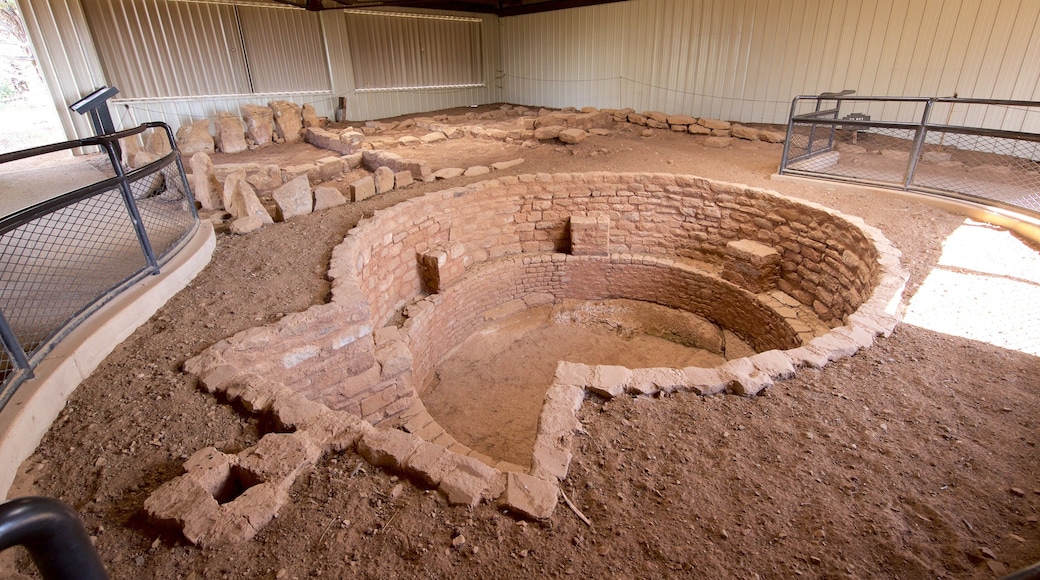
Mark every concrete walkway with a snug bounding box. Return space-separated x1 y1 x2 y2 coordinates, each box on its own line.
0 153 110 217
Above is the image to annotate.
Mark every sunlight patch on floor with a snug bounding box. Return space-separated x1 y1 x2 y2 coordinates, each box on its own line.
904 219 1040 356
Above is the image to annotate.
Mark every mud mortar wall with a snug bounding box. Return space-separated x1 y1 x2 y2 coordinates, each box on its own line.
402 254 802 397
333 173 882 329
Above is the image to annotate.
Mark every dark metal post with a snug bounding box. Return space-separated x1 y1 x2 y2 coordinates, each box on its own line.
779 97 801 173
904 98 934 189
103 141 160 274
0 309 32 376
155 123 200 219
0 497 108 580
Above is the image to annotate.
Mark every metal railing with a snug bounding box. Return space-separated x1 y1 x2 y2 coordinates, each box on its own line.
0 496 108 579
0 123 198 411
779 93 1040 217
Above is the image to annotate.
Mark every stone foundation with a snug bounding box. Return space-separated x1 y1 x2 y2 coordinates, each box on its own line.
167 172 908 543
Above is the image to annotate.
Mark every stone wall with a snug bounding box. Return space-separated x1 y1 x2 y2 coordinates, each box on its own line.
401 254 802 397
332 173 883 329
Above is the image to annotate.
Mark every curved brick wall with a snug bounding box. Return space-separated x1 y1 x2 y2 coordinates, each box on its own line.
332 172 881 329
401 254 802 397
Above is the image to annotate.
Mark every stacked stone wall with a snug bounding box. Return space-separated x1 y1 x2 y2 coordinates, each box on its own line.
333 173 882 331
402 254 802 395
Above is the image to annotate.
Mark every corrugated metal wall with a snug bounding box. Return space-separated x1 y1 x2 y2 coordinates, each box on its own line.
18 0 1040 140
327 9 501 121
17 0 106 145
501 0 1040 126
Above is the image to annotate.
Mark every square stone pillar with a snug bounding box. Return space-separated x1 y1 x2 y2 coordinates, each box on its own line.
569 214 610 256
722 239 780 293
418 243 465 293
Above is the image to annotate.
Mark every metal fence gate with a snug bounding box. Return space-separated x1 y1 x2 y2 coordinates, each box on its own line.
779 93 1040 218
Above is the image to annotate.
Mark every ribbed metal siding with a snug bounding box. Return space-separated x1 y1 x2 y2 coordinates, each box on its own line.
81 0 251 98
238 5 330 93
328 9 500 121
16 0 107 142
502 0 1040 126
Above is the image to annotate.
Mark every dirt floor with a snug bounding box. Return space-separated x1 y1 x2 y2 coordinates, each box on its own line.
5 105 1040 579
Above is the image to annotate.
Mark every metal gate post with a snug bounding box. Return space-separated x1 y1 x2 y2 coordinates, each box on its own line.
104 142 160 274
0 309 32 378
904 98 934 189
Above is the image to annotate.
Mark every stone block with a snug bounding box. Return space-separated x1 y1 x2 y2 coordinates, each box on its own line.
272 175 313 221
699 118 731 130
351 176 375 202
405 441 454 486
533 125 563 140
302 103 320 128
236 432 322 488
375 339 413 378
438 454 499 507
374 166 395 193
271 393 327 431
688 124 711 135
358 429 423 470
176 120 214 156
189 152 222 210
667 114 697 126
491 158 525 171
464 166 490 177
269 100 303 143
241 105 274 147
433 167 464 179
731 124 760 141
313 186 346 211
215 112 248 154
420 132 447 143
530 441 572 481
502 472 558 520
394 170 414 189
722 239 781 293
316 156 344 181
558 128 587 144
569 214 610 256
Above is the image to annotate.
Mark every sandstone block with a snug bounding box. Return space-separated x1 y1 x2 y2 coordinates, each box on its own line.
438 454 499 507
272 393 327 431
189 152 222 210
569 214 609 256
351 176 375 201
374 166 395 193
688 124 711 135
420 132 447 144
269 100 303 143
667 114 697 126
463 166 490 177
358 429 423 470
215 112 248 154
313 186 346 210
302 103 320 128
533 125 563 140
530 441 572 481
502 472 558 520
588 364 630 398
433 167 464 179
316 156 344 181
242 105 274 147
722 239 780 293
375 339 412 378
176 120 214 156
699 118 731 130
145 128 172 156
272 175 313 220
236 432 322 488
405 441 454 486
558 128 587 144
731 124 760 141
394 171 414 188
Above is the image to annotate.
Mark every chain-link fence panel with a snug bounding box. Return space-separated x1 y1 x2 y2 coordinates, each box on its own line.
780 95 1040 218
0 122 198 408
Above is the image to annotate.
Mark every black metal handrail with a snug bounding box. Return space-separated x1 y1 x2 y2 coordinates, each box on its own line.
0 122 199 411
0 496 108 579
